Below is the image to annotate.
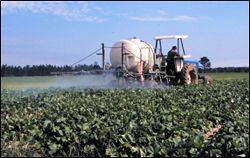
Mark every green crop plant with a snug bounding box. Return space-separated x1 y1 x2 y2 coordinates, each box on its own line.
1 80 249 157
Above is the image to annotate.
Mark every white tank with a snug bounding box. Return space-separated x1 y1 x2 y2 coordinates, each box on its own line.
110 37 154 73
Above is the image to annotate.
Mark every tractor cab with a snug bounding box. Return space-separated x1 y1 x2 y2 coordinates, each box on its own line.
153 35 200 85
154 35 188 55
154 35 191 73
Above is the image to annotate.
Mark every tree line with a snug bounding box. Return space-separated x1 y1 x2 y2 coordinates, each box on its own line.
1 64 249 77
1 64 101 76
198 56 249 73
198 67 249 73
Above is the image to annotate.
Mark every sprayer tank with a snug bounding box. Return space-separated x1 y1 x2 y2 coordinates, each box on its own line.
110 38 154 73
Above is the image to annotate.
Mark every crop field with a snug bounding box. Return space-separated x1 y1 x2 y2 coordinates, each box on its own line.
1 72 249 90
1 75 117 90
1 79 249 157
205 72 249 80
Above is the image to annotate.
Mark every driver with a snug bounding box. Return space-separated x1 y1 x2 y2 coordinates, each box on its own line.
167 46 179 59
166 46 179 75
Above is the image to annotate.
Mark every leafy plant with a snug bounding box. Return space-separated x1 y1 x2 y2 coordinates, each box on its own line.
1 80 249 157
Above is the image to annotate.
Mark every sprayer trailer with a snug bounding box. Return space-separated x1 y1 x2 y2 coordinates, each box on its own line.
105 35 212 86
66 35 212 86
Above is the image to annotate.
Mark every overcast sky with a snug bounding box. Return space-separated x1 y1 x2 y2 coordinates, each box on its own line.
1 1 249 67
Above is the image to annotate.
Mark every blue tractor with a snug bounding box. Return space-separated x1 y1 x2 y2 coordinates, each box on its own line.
153 35 212 85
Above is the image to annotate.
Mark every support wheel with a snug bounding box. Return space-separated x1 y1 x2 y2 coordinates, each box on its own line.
204 75 213 85
180 64 198 85
115 67 123 78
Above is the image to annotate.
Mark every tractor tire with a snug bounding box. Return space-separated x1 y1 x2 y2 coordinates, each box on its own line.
180 64 198 85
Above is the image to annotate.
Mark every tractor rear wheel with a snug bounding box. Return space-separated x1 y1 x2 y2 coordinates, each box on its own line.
180 64 198 85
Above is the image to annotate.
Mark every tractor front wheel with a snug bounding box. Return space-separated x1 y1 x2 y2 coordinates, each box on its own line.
204 75 213 85
180 64 198 85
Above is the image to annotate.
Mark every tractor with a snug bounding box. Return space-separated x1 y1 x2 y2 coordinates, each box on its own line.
152 35 212 85
108 35 212 86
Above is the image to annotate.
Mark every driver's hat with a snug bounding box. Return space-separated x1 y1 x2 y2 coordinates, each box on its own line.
172 46 177 50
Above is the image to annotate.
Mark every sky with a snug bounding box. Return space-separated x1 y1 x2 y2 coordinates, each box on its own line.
1 1 249 68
